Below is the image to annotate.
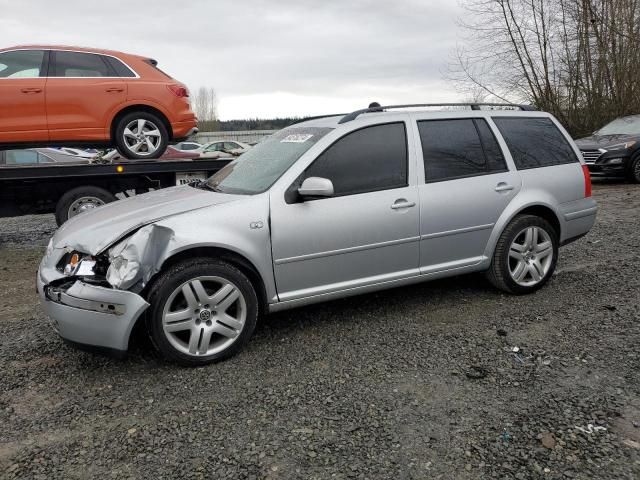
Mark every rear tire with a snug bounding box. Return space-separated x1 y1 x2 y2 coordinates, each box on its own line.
146 258 258 366
486 215 559 294
114 111 168 160
55 186 116 226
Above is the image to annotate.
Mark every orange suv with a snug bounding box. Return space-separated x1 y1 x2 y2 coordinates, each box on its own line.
0 45 198 159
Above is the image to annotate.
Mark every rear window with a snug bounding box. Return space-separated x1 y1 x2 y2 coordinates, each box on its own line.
493 117 579 169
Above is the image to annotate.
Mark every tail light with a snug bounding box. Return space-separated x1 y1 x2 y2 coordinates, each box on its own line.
167 84 189 97
582 164 592 197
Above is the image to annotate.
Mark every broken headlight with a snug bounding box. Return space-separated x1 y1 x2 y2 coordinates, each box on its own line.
57 251 110 277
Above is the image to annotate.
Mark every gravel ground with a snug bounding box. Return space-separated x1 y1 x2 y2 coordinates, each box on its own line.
1 181 639 480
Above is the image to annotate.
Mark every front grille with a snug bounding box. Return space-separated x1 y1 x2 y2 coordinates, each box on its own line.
581 150 602 164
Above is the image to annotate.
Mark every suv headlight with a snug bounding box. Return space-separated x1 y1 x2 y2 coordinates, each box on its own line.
605 141 636 151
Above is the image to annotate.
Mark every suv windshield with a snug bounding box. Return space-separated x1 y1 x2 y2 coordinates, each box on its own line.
597 115 640 135
204 126 333 194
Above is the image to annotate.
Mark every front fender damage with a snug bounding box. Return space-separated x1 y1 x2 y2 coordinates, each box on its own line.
106 224 175 290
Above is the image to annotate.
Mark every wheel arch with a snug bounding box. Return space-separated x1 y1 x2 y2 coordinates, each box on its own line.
110 104 173 142
143 246 269 315
513 204 561 237
485 202 562 262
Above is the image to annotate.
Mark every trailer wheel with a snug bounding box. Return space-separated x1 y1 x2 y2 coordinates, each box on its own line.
55 186 117 226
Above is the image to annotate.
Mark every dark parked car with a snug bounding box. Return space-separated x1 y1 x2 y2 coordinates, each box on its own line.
575 114 640 182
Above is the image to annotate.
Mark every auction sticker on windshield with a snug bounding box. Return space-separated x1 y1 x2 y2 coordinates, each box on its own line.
176 171 207 186
281 134 314 143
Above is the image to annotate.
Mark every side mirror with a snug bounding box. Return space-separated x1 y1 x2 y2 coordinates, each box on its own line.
298 177 334 199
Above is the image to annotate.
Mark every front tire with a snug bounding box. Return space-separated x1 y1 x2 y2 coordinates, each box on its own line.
486 215 559 294
146 258 258 366
627 156 640 183
114 111 168 160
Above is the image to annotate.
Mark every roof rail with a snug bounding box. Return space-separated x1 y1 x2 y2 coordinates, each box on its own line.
338 103 537 124
288 113 346 126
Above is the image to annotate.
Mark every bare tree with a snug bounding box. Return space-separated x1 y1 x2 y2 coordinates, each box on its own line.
449 0 640 136
191 86 219 131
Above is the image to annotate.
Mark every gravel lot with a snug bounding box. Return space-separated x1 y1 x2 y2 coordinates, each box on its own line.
1 181 639 480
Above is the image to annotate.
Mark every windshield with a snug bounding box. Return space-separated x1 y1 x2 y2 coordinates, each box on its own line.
204 126 333 194
597 115 640 136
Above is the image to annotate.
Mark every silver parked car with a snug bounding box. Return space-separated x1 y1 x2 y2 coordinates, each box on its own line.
38 103 597 366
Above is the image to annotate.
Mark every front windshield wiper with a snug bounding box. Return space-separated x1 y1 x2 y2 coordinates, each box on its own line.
189 180 222 192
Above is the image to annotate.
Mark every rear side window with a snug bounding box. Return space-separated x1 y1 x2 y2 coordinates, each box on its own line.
418 119 507 183
0 50 45 78
493 117 579 169
52 51 111 77
305 122 408 196
103 56 136 77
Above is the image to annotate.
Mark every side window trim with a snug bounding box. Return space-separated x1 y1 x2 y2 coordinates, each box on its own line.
40 50 50 77
473 118 509 174
291 121 409 201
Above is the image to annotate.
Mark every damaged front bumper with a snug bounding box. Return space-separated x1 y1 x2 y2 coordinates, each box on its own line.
37 268 149 355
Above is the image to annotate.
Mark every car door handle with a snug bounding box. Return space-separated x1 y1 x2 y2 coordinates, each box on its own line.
105 87 124 93
21 87 42 94
495 183 515 193
391 199 416 210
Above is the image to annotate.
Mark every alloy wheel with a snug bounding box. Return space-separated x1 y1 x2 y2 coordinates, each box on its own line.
122 119 162 157
508 226 554 287
161 276 247 357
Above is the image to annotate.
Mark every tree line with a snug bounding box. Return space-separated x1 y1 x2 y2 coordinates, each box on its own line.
450 0 640 136
189 86 302 132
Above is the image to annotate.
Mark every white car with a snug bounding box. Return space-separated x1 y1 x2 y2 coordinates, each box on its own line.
198 140 251 158
45 147 97 159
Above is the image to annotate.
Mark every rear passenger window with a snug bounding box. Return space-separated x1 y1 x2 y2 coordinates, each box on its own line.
305 122 407 196
418 119 507 183
493 117 579 169
52 51 112 77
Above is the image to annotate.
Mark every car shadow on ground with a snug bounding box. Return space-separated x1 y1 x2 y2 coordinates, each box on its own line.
124 272 497 366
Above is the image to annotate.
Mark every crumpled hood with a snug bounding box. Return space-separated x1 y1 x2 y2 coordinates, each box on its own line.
574 133 639 150
52 185 242 255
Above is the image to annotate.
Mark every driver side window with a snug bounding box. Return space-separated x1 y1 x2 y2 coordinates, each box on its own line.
304 122 408 197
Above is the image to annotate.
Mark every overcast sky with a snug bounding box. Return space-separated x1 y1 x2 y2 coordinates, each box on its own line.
0 0 464 120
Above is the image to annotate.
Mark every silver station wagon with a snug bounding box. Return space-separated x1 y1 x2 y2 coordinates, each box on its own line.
38 103 598 365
